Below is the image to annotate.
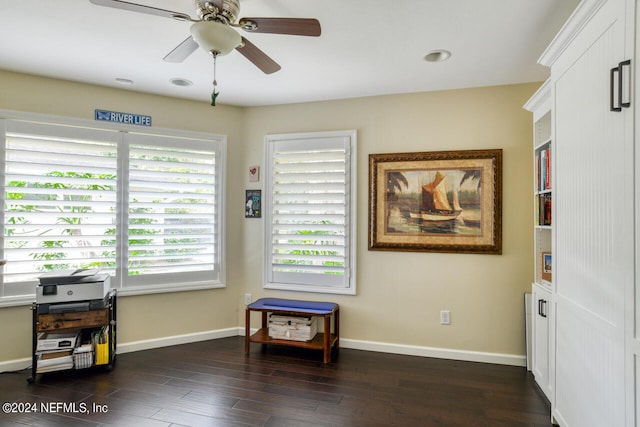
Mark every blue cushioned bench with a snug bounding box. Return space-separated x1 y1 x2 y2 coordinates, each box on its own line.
245 298 339 364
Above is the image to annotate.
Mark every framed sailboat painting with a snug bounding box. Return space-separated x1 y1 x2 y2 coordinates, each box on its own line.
368 149 502 254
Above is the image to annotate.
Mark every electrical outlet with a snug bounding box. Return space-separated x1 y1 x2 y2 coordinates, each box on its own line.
440 310 451 325
244 293 252 305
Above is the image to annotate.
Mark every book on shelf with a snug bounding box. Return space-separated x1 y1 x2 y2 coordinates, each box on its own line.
538 193 552 226
536 151 540 191
536 147 551 191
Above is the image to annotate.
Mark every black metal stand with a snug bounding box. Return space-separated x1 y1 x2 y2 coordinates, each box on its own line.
27 290 117 383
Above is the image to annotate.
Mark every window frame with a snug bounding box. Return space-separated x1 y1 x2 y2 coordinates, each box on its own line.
0 110 226 307
263 130 357 295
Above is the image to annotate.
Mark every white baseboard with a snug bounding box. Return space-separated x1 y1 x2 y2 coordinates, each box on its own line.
552 410 567 427
339 338 526 367
117 327 238 354
0 358 31 373
243 327 525 366
0 327 525 374
0 328 239 374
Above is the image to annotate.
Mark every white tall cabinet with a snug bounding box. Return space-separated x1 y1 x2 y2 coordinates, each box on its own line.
527 0 637 425
524 80 554 402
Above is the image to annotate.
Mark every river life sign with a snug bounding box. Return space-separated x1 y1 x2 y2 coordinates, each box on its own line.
95 109 152 127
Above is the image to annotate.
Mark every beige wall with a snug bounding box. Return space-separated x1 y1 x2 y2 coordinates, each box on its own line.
239 85 536 357
0 70 245 363
0 69 536 364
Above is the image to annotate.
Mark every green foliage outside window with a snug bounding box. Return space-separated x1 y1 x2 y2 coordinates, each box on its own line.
281 221 344 274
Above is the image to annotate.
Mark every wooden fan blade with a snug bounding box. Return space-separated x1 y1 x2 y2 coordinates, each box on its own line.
236 37 281 74
163 36 199 63
89 0 191 21
239 18 321 36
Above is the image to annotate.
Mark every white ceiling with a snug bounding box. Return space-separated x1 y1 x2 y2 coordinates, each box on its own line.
0 0 579 107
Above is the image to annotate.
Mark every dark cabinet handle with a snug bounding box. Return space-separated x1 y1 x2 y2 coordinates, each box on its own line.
619 59 631 108
611 59 631 112
538 299 547 318
610 65 621 111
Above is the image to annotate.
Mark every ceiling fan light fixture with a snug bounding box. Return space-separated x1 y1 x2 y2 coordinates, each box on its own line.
190 20 242 56
424 50 452 63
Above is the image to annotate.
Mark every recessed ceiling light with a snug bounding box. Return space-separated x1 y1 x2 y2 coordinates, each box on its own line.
424 50 452 63
170 78 193 87
115 77 133 85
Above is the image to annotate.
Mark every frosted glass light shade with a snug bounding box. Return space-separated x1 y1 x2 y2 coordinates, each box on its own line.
190 21 242 56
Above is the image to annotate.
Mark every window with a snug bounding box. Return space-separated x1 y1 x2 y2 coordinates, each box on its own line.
0 114 225 305
122 133 224 290
264 130 356 295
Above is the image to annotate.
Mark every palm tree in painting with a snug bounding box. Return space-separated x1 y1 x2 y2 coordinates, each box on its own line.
460 170 481 191
459 169 482 226
386 172 409 229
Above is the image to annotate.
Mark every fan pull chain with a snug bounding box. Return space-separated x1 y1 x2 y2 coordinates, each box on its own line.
211 52 220 107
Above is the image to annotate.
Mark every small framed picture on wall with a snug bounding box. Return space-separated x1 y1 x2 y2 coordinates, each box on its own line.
245 190 261 218
542 252 552 282
249 166 260 182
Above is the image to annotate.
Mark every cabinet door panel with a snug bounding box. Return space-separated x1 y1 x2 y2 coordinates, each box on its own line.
553 0 631 425
532 285 551 400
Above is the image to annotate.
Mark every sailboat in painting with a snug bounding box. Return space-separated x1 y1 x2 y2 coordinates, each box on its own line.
420 171 462 222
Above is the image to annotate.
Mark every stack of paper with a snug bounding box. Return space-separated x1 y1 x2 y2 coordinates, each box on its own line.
36 350 74 373
36 332 79 352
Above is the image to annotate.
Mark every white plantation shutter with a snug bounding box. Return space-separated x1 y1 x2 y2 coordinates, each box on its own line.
1 120 119 298
0 115 226 303
123 133 222 288
264 130 356 294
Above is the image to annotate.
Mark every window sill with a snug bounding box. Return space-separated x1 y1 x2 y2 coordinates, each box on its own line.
264 282 356 296
0 282 226 308
116 282 226 297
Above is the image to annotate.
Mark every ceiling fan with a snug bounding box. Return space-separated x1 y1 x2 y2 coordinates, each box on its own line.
89 0 322 75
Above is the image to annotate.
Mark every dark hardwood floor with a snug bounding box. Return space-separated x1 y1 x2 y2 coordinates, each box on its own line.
0 337 553 426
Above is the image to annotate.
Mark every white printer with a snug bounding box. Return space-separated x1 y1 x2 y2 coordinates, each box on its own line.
36 269 111 313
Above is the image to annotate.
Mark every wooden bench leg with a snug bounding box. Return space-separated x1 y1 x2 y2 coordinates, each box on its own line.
245 307 250 354
323 314 331 364
335 308 340 350
261 312 269 352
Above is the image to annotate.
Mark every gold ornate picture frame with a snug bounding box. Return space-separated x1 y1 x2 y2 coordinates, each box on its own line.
368 149 502 254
